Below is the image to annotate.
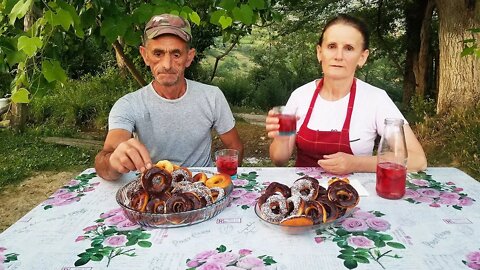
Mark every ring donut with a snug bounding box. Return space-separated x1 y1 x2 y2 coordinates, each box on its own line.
205 173 232 189
280 215 314 226
291 176 320 201
327 181 359 209
141 167 172 196
259 194 289 223
304 200 327 224
192 172 208 183
171 167 192 185
130 189 149 212
155 160 174 173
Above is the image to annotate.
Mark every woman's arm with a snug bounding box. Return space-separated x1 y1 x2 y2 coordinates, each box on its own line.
404 125 428 171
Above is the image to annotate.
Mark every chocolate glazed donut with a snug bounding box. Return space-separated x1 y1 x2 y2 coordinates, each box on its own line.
315 195 340 223
166 193 195 213
304 200 326 224
258 182 291 206
327 181 359 209
141 167 172 196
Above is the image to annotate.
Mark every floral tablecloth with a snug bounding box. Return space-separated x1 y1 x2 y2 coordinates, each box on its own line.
1 167 480 270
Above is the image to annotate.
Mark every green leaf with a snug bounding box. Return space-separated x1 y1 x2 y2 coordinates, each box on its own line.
340 249 354 255
239 4 254 24
188 11 201 26
248 0 265 10
138 240 152 248
90 253 104 261
11 87 30 103
17 36 42 57
336 229 349 236
379 234 393 241
54 8 73 31
41 60 67 84
220 0 236 11
387 242 406 249
210 10 226 25
9 0 33 25
219 15 233 29
217 245 227 252
344 258 358 269
353 255 370 263
74 256 90 266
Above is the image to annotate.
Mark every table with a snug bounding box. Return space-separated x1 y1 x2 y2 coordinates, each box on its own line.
1 167 480 270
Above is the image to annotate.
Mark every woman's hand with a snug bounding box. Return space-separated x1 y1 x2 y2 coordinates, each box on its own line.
318 152 356 175
265 109 280 138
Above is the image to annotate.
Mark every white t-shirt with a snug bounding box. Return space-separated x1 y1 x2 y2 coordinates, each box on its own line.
285 78 407 156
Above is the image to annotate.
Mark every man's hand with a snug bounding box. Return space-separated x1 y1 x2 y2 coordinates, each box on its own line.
109 138 153 174
317 152 356 175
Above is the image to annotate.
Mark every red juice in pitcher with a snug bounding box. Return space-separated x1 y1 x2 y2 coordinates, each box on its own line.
277 114 297 136
216 155 238 176
376 162 407 199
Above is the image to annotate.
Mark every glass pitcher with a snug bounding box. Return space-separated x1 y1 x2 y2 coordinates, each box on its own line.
376 118 408 199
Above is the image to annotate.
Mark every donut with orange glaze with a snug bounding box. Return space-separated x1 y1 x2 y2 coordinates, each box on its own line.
205 173 232 189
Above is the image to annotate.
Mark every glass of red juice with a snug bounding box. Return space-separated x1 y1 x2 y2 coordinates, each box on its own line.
376 162 407 199
215 149 239 177
272 106 297 136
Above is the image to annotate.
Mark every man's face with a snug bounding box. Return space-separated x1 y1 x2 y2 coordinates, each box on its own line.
140 35 195 87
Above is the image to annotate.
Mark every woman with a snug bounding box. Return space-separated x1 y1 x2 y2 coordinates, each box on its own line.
266 14 427 174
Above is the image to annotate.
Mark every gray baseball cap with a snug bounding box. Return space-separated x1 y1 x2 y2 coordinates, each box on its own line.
144 14 192 42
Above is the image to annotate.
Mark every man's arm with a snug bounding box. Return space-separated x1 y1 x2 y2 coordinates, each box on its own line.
218 127 244 165
95 129 153 181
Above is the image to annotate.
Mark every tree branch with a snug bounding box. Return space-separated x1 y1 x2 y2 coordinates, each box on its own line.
112 40 147 87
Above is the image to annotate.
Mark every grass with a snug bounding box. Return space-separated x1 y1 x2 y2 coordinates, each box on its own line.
0 129 97 189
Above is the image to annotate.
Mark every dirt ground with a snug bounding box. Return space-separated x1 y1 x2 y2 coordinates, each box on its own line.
0 171 79 232
0 115 269 232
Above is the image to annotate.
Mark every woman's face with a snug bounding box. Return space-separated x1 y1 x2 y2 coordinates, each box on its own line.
316 23 369 80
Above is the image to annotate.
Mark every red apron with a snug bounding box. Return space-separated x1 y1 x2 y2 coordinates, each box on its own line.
295 79 357 167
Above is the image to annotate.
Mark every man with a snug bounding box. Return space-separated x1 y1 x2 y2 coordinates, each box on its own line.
95 14 243 181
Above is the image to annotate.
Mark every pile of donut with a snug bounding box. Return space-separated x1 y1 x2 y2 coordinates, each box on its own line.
128 160 232 215
257 176 359 226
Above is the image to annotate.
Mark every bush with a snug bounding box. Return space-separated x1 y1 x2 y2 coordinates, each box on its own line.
414 105 480 180
29 68 137 132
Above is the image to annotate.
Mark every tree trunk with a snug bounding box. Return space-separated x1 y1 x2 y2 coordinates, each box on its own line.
112 40 147 87
435 0 480 113
403 0 436 108
114 37 128 77
10 9 35 132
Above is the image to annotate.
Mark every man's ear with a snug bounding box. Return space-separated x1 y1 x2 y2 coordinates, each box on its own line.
139 45 149 66
185 48 196 68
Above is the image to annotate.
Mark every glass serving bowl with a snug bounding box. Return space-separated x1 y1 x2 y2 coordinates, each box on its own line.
254 203 353 235
116 180 233 228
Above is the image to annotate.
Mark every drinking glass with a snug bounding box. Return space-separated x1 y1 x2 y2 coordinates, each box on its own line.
272 106 297 136
215 149 239 177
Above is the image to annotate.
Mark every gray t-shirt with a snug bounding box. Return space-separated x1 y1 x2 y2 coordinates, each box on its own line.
108 79 235 166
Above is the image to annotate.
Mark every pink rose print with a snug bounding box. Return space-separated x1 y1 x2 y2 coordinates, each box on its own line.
43 171 98 209
103 235 128 247
347 236 375 248
104 214 127 226
75 236 86 242
233 179 249 187
314 237 325 244
415 196 434 204
238 249 252 256
410 179 429 186
459 197 474 206
243 192 261 200
236 256 264 269
186 246 276 269
406 172 474 210
416 188 441 198
429 203 441 208
100 208 124 219
115 219 140 231
83 225 98 232
67 179 80 185
404 189 420 199
194 250 219 262
466 251 480 270
231 188 247 198
352 211 376 219
439 192 460 200
341 218 368 232
198 262 226 270
365 217 390 231
208 252 240 265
